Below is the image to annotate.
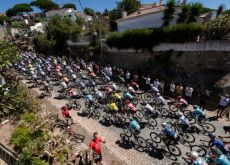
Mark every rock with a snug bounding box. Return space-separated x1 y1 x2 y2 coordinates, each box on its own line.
1 120 9 125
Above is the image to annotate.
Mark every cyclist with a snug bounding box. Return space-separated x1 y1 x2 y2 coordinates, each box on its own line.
208 134 229 156
156 93 166 106
112 91 122 101
94 89 103 100
123 91 134 100
188 151 208 165
127 84 135 94
130 80 139 90
209 147 230 165
61 105 74 124
129 117 141 134
177 112 190 130
150 84 159 95
161 123 177 140
177 95 188 111
193 105 206 123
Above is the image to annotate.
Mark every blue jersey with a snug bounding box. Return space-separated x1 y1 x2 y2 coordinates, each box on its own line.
124 92 133 99
163 126 176 138
85 95 93 102
194 108 205 117
130 120 140 130
211 138 225 149
215 155 230 165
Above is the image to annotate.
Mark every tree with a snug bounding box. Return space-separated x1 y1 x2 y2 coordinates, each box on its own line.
6 3 33 17
163 0 176 27
222 9 230 16
216 4 224 18
187 2 203 23
30 0 59 13
33 35 55 54
0 15 10 25
62 3 76 10
84 8 95 16
46 15 81 53
108 9 122 31
103 9 109 17
116 0 141 15
177 4 189 23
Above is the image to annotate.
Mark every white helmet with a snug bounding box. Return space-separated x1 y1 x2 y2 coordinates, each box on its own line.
191 151 198 158
177 112 183 117
161 123 167 127
157 93 160 96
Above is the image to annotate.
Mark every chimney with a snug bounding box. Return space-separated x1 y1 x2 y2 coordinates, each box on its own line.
122 11 127 18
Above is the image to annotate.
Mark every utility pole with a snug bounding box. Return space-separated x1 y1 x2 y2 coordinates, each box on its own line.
96 14 103 57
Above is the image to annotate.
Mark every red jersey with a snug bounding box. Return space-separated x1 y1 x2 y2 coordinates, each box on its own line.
62 107 70 117
89 137 102 154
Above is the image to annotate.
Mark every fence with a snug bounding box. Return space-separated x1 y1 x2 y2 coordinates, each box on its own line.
0 143 18 165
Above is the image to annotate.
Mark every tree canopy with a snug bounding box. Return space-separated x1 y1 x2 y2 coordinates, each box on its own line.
62 3 76 10
30 0 59 12
6 3 33 17
163 0 176 26
84 8 95 16
177 4 189 23
187 2 203 23
116 0 141 15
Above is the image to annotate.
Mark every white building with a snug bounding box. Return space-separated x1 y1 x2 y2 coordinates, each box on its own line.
116 4 216 32
45 8 92 22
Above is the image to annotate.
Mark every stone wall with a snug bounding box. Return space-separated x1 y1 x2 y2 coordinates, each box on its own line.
101 41 230 92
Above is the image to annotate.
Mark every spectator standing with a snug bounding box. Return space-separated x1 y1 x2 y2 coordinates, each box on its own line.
153 79 160 89
125 71 131 83
61 105 73 124
185 85 194 104
89 132 106 164
142 75 151 90
176 83 184 96
199 90 210 110
217 94 229 118
169 82 175 97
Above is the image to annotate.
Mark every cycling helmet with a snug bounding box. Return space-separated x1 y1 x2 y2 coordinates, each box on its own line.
177 112 183 117
177 95 182 100
190 151 198 158
208 133 216 139
161 123 167 127
193 105 198 109
156 93 160 96
129 117 134 121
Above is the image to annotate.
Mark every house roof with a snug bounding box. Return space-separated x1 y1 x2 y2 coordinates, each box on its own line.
117 5 166 22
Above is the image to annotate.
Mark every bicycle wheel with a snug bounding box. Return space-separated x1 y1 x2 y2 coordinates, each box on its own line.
184 111 196 124
136 136 147 148
190 145 207 157
181 133 195 143
169 104 178 112
93 110 100 120
123 128 132 137
160 108 169 117
132 99 139 105
136 94 142 101
144 93 152 102
135 110 144 120
201 123 216 133
167 144 181 156
150 132 162 143
147 118 157 127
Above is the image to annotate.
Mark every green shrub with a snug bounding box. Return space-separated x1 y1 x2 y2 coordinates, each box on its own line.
106 23 203 48
21 112 36 124
11 21 28 29
204 14 230 40
33 35 55 54
11 127 31 151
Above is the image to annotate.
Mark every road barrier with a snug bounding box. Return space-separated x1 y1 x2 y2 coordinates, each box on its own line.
0 143 18 165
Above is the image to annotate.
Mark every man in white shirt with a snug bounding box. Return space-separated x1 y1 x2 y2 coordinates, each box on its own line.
185 85 193 104
169 82 175 97
142 75 151 90
126 71 131 82
217 94 230 118
153 79 160 89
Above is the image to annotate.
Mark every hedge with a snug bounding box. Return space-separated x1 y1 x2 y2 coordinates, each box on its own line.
106 23 203 48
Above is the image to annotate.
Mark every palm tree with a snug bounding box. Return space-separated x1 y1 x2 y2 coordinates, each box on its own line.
163 0 176 27
216 4 224 18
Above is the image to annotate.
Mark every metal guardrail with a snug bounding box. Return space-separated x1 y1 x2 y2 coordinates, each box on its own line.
0 143 18 165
